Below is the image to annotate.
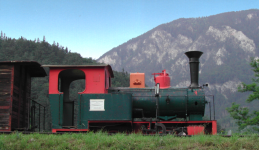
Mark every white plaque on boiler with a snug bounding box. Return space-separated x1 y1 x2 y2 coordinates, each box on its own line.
90 99 105 111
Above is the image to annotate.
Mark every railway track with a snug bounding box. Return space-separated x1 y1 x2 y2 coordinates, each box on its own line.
0 131 258 137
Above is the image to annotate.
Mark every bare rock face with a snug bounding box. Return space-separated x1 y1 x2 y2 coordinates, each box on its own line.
98 9 259 130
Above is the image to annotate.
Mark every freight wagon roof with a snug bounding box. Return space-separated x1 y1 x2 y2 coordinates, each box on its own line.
42 64 114 77
0 61 47 77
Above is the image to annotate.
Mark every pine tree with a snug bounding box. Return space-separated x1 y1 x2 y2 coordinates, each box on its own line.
65 47 68 53
227 58 259 132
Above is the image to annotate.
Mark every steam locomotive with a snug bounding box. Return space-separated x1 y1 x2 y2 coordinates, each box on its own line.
0 51 216 135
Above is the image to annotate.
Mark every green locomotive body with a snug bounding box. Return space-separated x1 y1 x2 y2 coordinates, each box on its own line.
108 87 206 121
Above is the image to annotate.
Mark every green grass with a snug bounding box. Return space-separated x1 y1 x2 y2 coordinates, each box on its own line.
0 132 258 150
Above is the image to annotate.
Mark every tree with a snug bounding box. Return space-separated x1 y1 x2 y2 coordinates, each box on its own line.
227 58 259 132
111 70 130 87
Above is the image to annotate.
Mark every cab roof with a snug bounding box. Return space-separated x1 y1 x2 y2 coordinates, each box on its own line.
42 64 114 77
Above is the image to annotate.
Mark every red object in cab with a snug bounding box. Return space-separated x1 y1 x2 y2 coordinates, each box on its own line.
152 70 170 89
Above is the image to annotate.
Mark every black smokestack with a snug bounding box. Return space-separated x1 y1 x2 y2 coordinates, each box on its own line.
185 51 203 88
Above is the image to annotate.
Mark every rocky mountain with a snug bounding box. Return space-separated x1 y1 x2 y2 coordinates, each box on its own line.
98 9 259 130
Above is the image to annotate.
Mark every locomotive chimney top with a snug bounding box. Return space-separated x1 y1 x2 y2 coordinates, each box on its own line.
185 51 203 88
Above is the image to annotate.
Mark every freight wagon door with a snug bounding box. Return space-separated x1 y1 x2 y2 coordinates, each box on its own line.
0 65 12 131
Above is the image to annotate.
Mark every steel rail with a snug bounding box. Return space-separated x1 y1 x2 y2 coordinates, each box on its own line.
0 131 258 137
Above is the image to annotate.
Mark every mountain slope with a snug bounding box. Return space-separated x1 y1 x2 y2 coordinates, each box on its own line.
98 9 259 130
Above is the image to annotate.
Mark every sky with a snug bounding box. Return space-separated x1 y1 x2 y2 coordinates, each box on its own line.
1 0 259 59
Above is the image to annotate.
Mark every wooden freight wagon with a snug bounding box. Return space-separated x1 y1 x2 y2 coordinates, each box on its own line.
0 61 46 131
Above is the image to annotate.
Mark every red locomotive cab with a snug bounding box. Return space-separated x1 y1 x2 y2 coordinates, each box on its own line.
152 70 170 89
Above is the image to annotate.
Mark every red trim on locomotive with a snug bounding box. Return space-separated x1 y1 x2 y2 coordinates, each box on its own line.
52 129 89 133
187 126 204 135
